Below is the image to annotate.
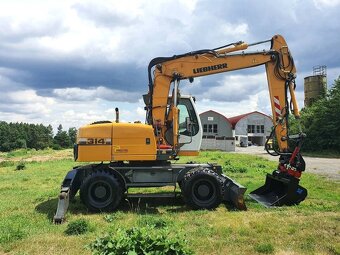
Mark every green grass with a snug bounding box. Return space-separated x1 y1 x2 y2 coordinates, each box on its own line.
0 148 54 158
0 148 73 160
0 149 339 255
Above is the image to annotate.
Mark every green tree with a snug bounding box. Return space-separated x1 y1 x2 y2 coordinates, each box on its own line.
54 124 71 148
299 76 340 152
0 121 54 152
68 127 77 145
0 122 11 151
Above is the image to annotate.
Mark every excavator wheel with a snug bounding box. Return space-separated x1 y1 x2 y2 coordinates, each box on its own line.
182 168 223 210
80 170 123 212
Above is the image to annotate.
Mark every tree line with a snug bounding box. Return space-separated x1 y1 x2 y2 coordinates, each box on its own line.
0 122 77 152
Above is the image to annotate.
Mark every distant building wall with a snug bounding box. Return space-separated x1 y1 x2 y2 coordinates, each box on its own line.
199 110 233 137
199 110 272 149
199 110 234 151
201 137 235 151
234 112 272 146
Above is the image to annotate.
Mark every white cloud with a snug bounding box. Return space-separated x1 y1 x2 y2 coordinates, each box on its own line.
0 0 339 133
197 97 258 118
53 86 139 102
136 107 145 119
200 72 267 102
0 90 54 116
221 23 249 37
314 0 340 8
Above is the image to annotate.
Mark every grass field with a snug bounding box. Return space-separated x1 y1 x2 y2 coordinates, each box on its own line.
0 149 339 255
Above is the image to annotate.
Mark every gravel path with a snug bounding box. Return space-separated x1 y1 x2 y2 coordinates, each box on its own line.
234 146 340 181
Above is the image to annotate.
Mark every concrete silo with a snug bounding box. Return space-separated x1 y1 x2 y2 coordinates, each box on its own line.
304 66 327 107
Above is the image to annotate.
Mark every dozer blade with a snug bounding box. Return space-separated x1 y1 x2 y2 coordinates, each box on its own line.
249 172 307 207
223 175 247 210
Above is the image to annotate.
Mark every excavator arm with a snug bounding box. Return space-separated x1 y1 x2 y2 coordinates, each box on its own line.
145 35 307 206
146 35 298 152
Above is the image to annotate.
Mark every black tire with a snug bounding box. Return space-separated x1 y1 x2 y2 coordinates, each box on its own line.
182 168 223 210
80 170 123 212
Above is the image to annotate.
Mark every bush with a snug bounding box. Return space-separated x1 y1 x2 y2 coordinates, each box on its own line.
16 161 26 171
65 219 90 235
255 243 274 254
51 143 62 150
0 161 15 167
89 226 194 255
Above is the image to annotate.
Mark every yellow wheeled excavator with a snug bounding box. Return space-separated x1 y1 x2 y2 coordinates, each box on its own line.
54 35 307 223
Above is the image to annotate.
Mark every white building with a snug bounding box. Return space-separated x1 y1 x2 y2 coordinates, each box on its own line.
199 110 235 151
228 111 273 146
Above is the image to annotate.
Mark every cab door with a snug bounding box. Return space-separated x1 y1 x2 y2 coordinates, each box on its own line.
177 97 202 156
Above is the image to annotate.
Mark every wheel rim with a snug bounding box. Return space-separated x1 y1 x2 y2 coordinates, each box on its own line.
192 179 216 205
88 180 113 209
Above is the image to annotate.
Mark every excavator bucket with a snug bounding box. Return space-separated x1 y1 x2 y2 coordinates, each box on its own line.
249 172 307 207
223 175 247 210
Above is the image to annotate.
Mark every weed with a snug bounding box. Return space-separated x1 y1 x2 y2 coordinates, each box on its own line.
0 161 15 167
137 215 168 229
64 219 90 235
224 164 247 173
103 214 116 223
300 236 316 252
255 243 274 254
0 224 26 244
16 161 26 170
7 149 29 158
88 226 194 255
104 212 125 223
327 244 340 255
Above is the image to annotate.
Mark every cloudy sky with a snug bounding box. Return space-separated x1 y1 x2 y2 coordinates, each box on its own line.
1 0 340 132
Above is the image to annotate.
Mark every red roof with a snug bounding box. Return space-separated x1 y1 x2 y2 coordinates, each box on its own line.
228 111 271 128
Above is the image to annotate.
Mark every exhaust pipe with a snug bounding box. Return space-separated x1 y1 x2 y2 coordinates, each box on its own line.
115 107 119 123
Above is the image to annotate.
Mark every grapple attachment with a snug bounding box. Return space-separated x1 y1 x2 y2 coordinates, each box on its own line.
249 171 307 207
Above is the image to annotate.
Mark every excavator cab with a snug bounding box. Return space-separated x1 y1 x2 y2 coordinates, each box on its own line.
177 96 202 155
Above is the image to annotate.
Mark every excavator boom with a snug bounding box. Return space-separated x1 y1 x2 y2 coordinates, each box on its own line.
145 35 298 152
145 34 307 206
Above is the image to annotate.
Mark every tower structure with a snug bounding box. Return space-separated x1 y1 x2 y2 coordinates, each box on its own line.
304 65 327 107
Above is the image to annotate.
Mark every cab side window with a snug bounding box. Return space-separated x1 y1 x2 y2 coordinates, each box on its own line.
177 98 199 136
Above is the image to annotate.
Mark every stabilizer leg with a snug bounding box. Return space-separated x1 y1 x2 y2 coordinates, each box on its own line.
223 175 247 210
53 167 83 224
54 188 70 224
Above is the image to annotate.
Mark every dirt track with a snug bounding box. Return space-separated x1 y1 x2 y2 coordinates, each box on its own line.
234 146 340 181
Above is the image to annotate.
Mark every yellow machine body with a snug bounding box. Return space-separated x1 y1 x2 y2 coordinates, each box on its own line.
77 122 157 162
